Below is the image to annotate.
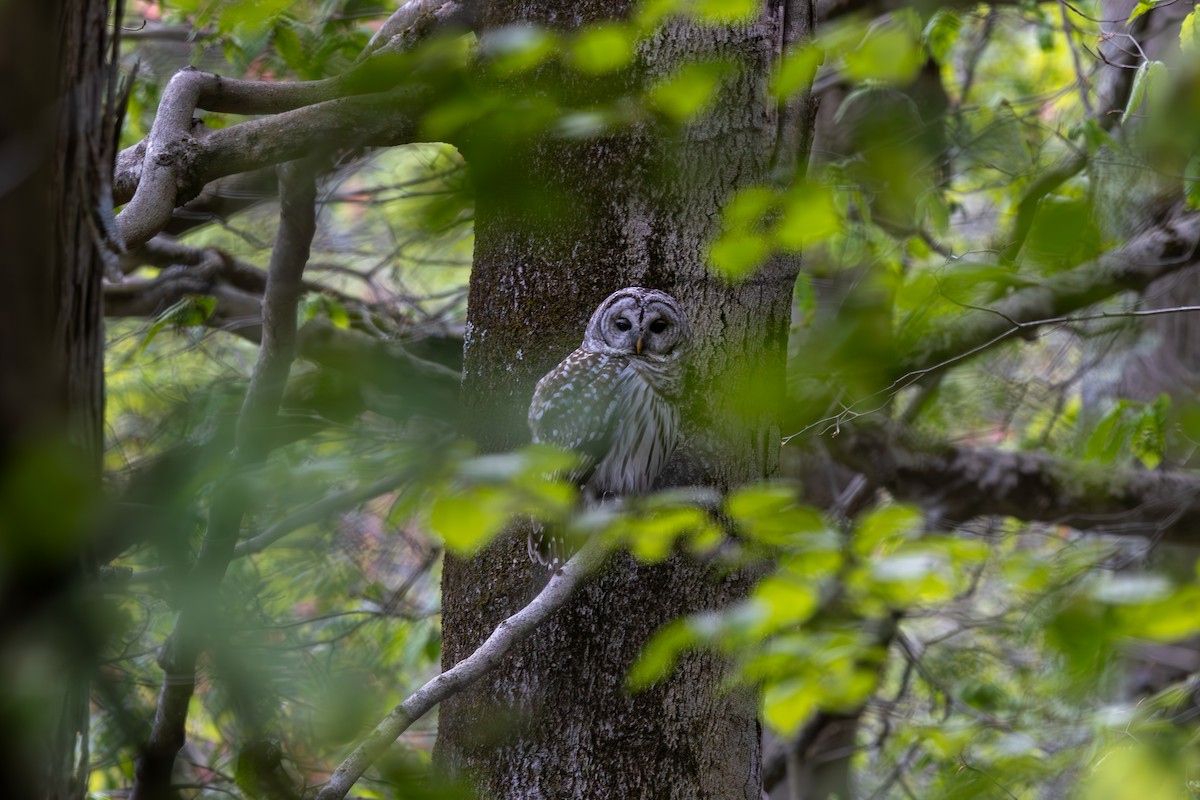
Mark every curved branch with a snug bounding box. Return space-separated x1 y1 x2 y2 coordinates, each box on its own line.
315 536 610 800
115 87 429 247
114 0 471 249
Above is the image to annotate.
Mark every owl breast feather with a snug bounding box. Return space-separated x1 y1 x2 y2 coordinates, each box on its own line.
529 350 680 500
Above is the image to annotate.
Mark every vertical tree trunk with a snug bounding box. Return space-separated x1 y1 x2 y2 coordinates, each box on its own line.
437 3 802 796
0 1 114 797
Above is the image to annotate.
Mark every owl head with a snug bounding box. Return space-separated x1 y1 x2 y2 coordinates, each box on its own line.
580 287 691 358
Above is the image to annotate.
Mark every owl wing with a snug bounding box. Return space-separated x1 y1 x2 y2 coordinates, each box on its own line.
528 350 632 488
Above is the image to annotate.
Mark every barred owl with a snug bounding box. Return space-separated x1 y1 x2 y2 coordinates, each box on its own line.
527 287 691 567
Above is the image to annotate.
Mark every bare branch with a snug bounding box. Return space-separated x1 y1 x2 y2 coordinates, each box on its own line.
789 208 1200 438
105 253 462 423
110 234 414 342
115 88 427 247
128 471 413 584
114 0 471 248
130 161 319 800
360 0 475 61
315 537 610 800
902 209 1200 375
834 424 1200 543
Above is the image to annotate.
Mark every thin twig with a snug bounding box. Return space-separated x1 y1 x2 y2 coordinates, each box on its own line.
314 537 611 800
784 210 1200 442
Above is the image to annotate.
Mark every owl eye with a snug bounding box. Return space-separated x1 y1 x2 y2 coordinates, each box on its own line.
614 318 633 331
648 319 668 334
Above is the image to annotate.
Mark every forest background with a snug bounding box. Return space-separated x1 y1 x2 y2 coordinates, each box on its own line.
6 0 1200 797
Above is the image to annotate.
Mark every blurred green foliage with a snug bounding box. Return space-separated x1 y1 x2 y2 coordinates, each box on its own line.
75 0 1200 797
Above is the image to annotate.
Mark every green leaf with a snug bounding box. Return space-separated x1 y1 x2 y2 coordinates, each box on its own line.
1122 60 1167 124
1073 118 1119 154
626 507 709 562
726 485 834 548
1082 743 1195 798
867 551 954 605
843 23 922 84
1037 24 1055 52
727 483 795 519
554 112 610 139
708 231 772 278
762 677 821 733
854 504 922 556
481 25 558 75
919 191 950 235
570 23 634 74
725 185 777 228
689 0 758 24
922 9 962 64
135 295 217 357
634 0 684 31
325 297 350 329
1131 395 1168 469
1046 596 1115 681
1115 584 1200 640
1084 401 1131 464
750 574 819 632
706 186 780 278
793 272 815 325
429 489 511 554
648 61 729 120
1089 574 1172 605
273 23 305 73
772 45 823 98
1185 155 1200 209
774 184 840 251
1181 9 1199 53
217 0 292 37
299 294 321 325
1128 0 1165 23
628 617 699 688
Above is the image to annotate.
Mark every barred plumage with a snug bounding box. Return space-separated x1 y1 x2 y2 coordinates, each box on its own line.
528 287 690 568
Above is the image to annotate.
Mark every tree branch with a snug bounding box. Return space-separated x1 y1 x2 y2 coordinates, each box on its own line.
770 0 819 183
111 234 406 336
104 232 463 423
359 0 475 61
113 0 472 249
127 470 415 584
790 208 1200 437
314 536 610 800
834 424 1200 543
130 161 319 800
903 209 1200 378
115 88 428 247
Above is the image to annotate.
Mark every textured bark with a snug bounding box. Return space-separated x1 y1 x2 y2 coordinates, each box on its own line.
0 0 114 797
437 3 802 798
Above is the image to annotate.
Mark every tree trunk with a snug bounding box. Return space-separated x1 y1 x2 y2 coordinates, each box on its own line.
437 3 802 797
0 0 114 796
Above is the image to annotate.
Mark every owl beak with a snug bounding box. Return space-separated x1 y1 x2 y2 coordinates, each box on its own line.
635 336 643 355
